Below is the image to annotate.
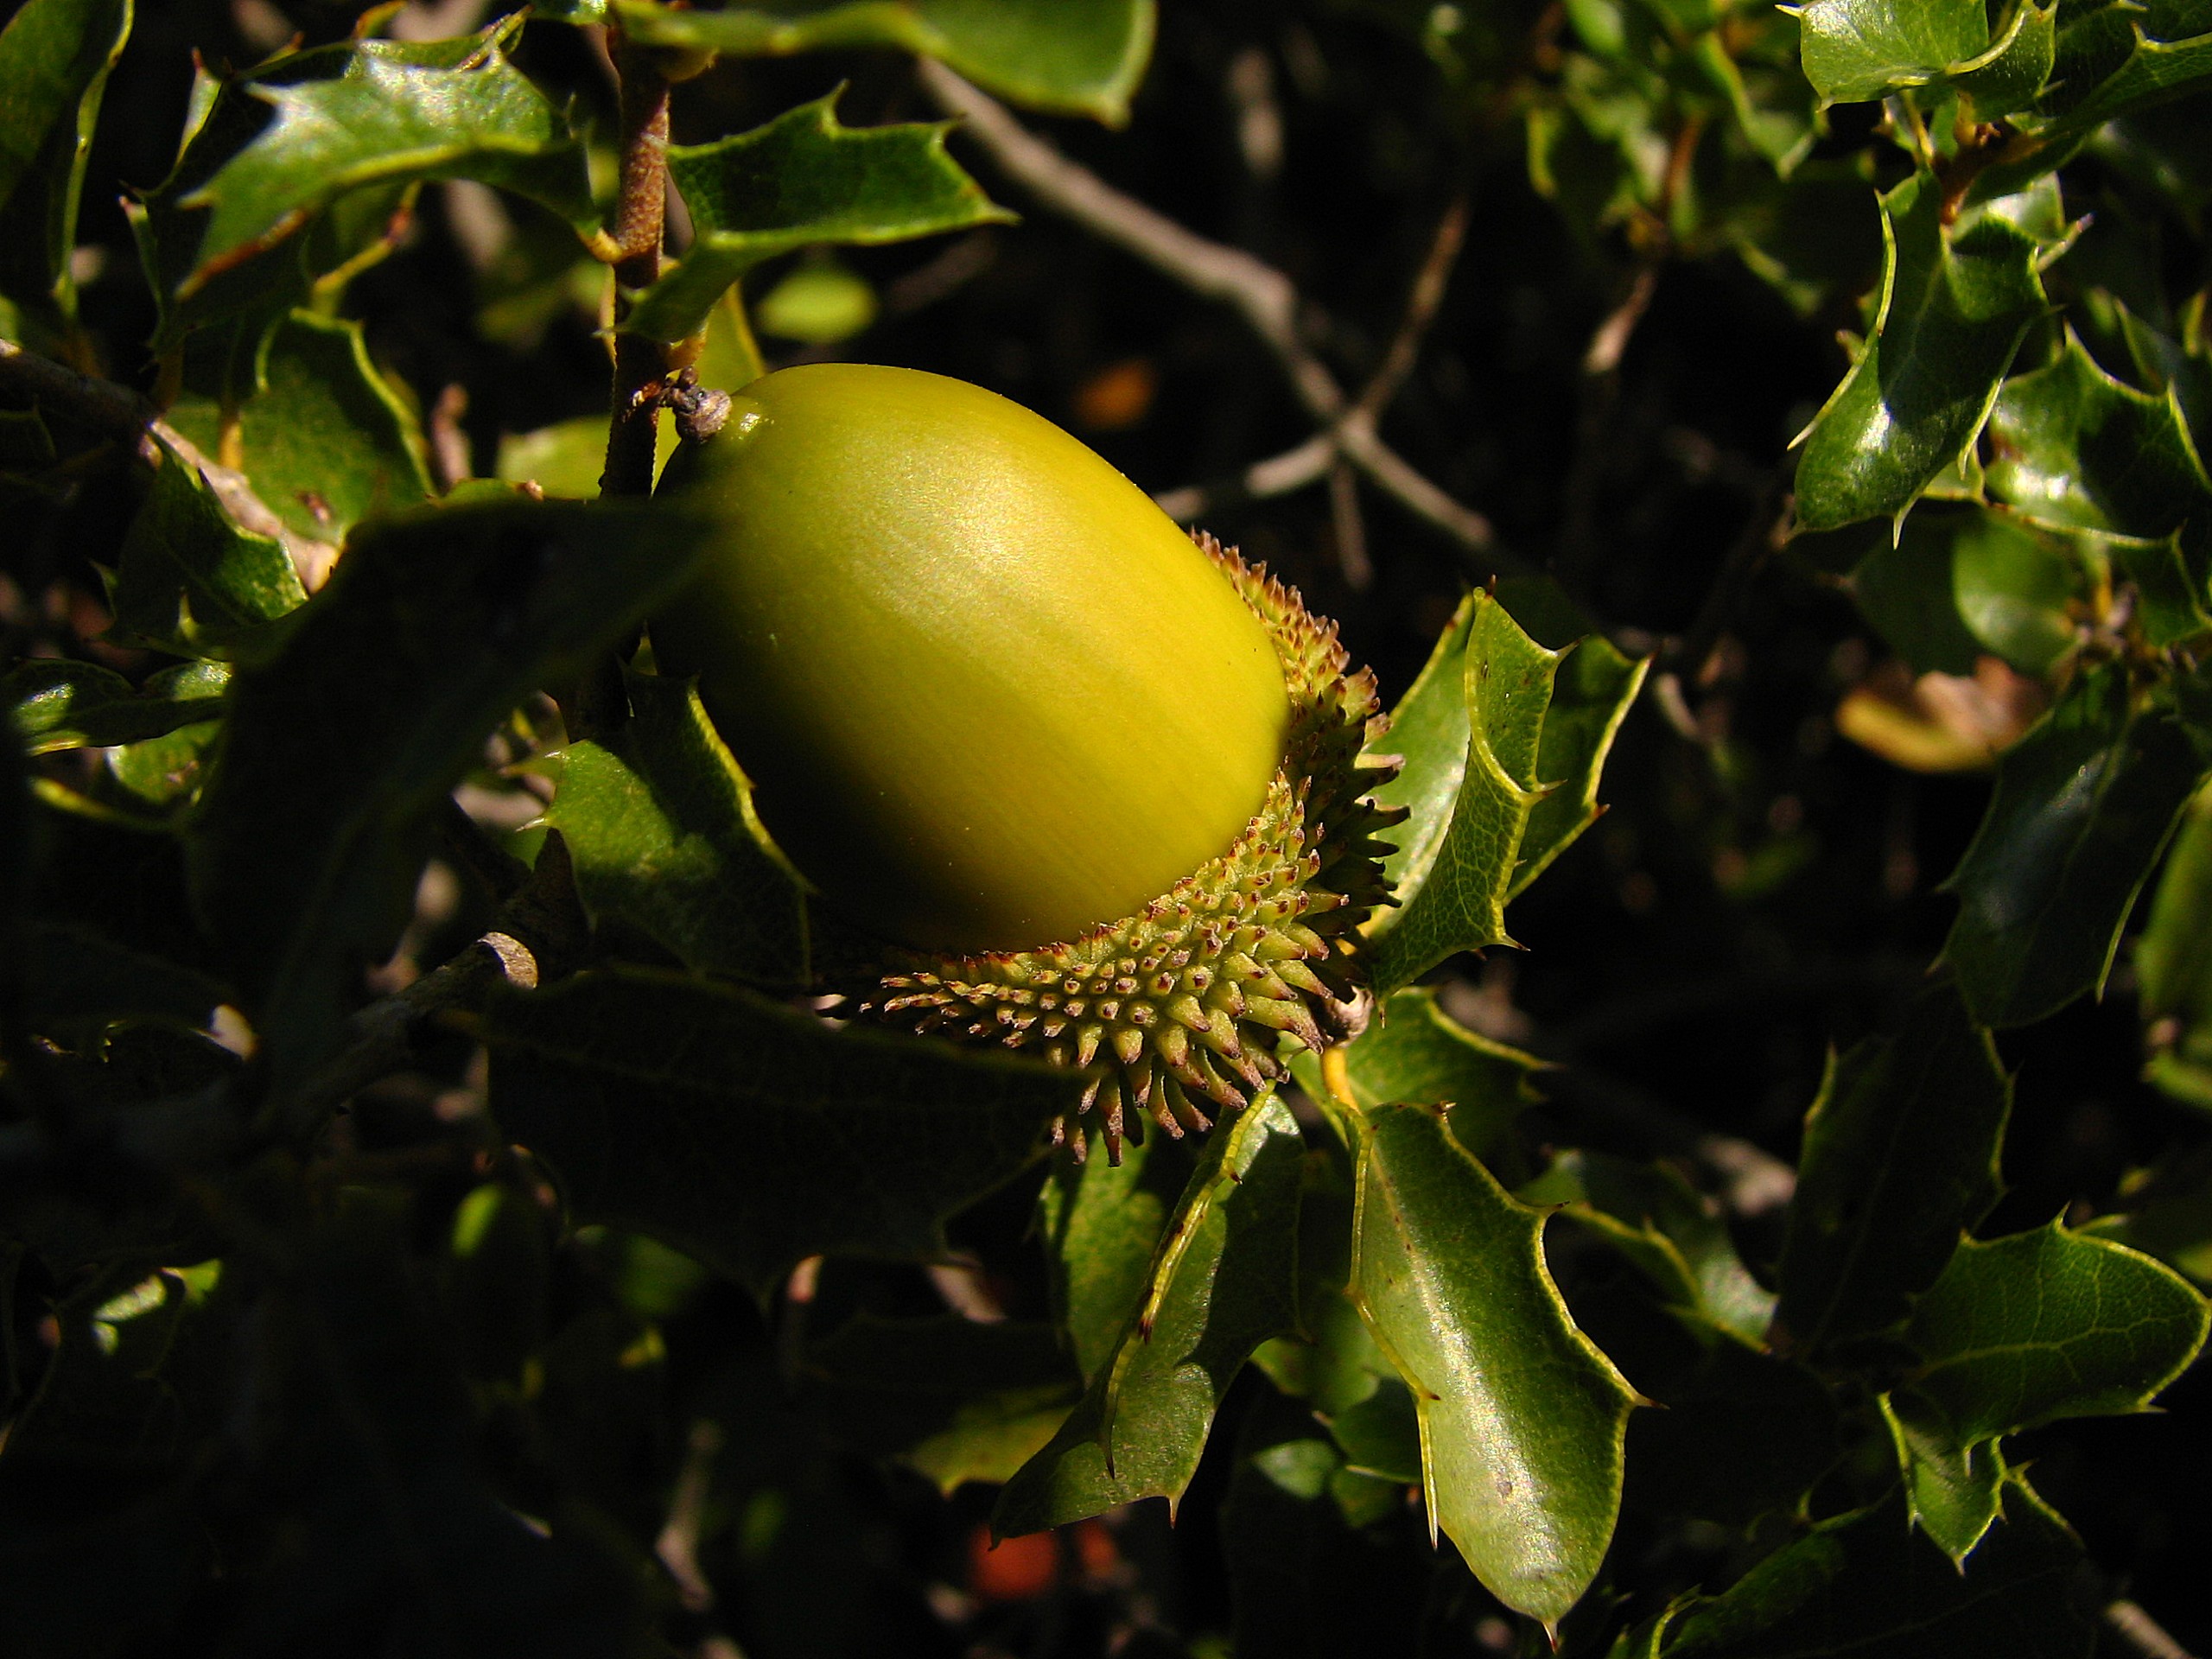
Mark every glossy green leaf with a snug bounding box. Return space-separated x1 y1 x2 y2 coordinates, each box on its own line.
1942 664 2209 1028
2137 781 2212 1107
1526 1149 1777 1343
0 0 130 318
1789 0 1993 105
187 497 709 1092
486 965 1084 1300
1772 984 2010 1355
1955 0 2060 118
137 17 590 347
994 1092 1304 1533
1351 1100 1637 1630
1794 172 2048 533
1852 505 2090 675
803 1314 1080 1493
548 666 809 990
105 436 308 657
620 92 1010 345
1986 331 2212 539
612 0 1157 125
1366 594 1560 995
1656 1487 2094 1657
3 658 227 755
1330 986 1542 1161
161 310 432 543
1512 632 1649 899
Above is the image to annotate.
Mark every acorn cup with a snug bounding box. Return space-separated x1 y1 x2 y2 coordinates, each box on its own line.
651 364 1404 1159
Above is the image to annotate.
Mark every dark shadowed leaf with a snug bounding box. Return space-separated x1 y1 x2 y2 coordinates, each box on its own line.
161 310 433 543
2136 781 2212 1107
1367 594 1560 995
106 437 308 657
1351 1100 1637 1630
135 17 590 347
548 665 809 989
2030 4 2212 136
1794 172 2049 532
621 92 1011 344
1656 1487 2094 1657
612 0 1157 124
1942 664 2209 1027
1038 1123 1192 1382
1986 329 2212 538
1772 983 2010 1355
0 0 130 319
485 965 1084 1300
1898 1224 2207 1441
803 1314 1080 1493
994 1091 1304 1533
1527 1149 1777 1343
187 496 708 1092
3 658 227 754
1222 1391 1432 1658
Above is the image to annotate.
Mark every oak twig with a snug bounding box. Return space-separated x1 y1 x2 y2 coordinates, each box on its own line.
600 36 673 499
0 337 340 588
918 61 1506 567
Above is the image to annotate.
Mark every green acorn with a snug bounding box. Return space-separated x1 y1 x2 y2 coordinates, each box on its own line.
652 363 1402 1158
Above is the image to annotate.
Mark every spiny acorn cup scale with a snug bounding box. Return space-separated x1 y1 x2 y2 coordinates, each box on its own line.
652 364 1403 1158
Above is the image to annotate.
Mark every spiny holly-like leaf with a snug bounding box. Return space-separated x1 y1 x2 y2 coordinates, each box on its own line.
2137 782 2212 1108
1789 0 2005 106
1036 1128 1190 1382
188 497 709 1094
802 1315 1080 1494
1902 1223 2209 1443
162 310 432 543
105 436 308 658
1325 986 1542 1162
136 16 590 348
994 1092 1304 1534
486 966 1084 1300
3 658 227 755
1366 594 1560 996
1526 1149 1777 1344
548 665 809 990
1351 1100 1637 1630
620 92 1010 345
2031 4 2212 137
1987 329 2212 542
1942 664 2209 1028
1513 631 1649 899
1955 0 2061 118
612 0 1156 125
1880 1223 2206 1562
1655 1486 2094 1657
1367 589 1475 903
1878 1395 2009 1566
1771 984 2010 1356
1794 172 2049 533
0 0 130 319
